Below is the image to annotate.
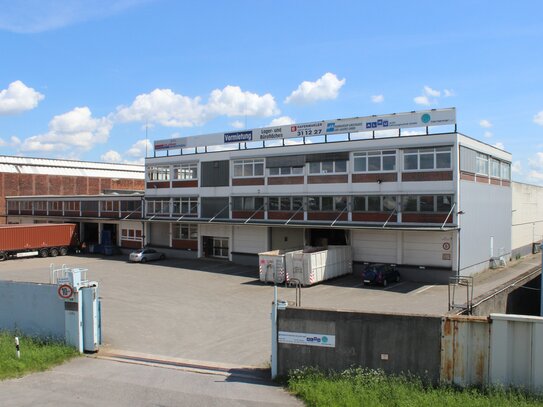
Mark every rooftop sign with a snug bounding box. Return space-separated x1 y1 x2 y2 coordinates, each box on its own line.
154 108 456 151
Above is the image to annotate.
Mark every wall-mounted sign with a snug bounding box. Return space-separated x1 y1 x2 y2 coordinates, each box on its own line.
154 108 457 151
57 284 74 300
278 331 336 348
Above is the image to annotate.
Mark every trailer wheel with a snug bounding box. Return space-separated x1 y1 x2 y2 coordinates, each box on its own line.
49 248 59 257
39 249 48 258
60 247 68 256
0 252 7 261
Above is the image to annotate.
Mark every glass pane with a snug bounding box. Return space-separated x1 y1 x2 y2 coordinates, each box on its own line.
420 153 434 170
321 197 333 211
269 167 279 176
368 156 381 172
243 197 254 210
268 197 279 211
353 197 366 211
280 197 290 211
308 197 319 211
354 156 366 172
279 167 290 175
382 196 396 211
255 197 264 209
322 161 334 173
368 196 381 211
254 163 264 176
334 196 347 211
419 196 434 212
383 155 396 171
309 162 320 174
292 197 303 211
234 164 243 177
335 160 347 173
232 197 242 210
436 152 451 169
189 227 198 240
243 163 253 176
181 226 189 239
437 196 452 212
404 154 418 170
291 166 303 175
402 196 417 212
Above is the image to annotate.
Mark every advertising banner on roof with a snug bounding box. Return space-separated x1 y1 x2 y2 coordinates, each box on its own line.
154 108 456 151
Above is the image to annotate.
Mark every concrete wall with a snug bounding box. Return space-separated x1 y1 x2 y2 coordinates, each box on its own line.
277 307 442 382
0 281 65 339
459 180 512 276
512 182 543 258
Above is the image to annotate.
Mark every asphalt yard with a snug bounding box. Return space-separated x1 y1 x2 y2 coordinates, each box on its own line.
0 253 538 367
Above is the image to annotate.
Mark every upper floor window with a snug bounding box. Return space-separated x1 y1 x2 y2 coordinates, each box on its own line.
403 147 452 171
7 201 19 210
233 159 264 177
354 150 396 172
268 196 303 211
147 166 170 181
353 196 397 212
308 196 347 211
172 223 198 240
308 160 347 175
173 163 198 180
490 158 500 178
33 201 47 211
172 197 198 215
101 201 117 211
402 195 453 213
121 200 140 212
65 201 79 211
268 166 304 176
21 201 32 210
232 196 265 211
501 162 511 180
49 201 62 211
147 199 170 215
476 153 489 175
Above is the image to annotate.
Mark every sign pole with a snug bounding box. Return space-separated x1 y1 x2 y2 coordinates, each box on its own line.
271 284 278 380
540 243 542 317
15 336 20 358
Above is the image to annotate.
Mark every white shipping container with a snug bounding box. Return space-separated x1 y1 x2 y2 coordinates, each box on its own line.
285 245 352 286
259 250 287 283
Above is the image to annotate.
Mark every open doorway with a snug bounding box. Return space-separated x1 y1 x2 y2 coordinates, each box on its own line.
308 228 349 247
102 223 118 246
202 236 229 259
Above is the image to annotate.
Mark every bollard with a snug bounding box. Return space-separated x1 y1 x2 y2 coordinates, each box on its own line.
15 336 20 359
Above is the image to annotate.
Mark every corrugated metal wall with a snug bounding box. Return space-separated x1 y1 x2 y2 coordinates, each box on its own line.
201 160 229 187
459 146 477 173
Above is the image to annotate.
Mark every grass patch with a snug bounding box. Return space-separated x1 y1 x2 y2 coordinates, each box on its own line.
287 367 543 407
0 331 79 380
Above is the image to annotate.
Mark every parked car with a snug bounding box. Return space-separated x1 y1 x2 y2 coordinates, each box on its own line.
129 248 166 263
362 264 400 287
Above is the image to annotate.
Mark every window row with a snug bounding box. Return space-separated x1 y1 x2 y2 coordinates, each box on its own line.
146 197 198 215
147 163 198 181
172 223 198 240
476 153 510 179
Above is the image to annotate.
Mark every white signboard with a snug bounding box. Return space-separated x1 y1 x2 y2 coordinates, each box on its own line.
278 331 336 348
154 108 456 151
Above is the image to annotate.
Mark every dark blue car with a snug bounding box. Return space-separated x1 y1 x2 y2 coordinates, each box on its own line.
362 264 400 287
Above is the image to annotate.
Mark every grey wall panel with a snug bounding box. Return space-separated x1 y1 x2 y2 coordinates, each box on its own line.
201 197 229 218
150 222 170 246
460 146 477 173
306 152 349 162
266 155 305 168
201 160 229 187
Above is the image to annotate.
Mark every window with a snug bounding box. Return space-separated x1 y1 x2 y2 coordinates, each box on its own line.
307 196 347 211
490 159 500 178
65 201 79 211
147 166 170 181
121 228 142 242
403 147 452 171
354 150 396 172
121 200 140 212
101 201 117 211
268 166 304 176
172 223 198 240
232 196 265 211
7 201 18 210
308 160 348 174
20 201 32 211
501 162 511 180
172 163 198 180
172 197 198 215
476 153 489 175
233 159 264 177
402 195 453 213
33 201 47 211
213 238 229 258
49 201 62 211
353 196 397 212
268 196 303 211
147 199 170 215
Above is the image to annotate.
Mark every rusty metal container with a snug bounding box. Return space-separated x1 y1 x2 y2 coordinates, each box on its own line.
0 223 77 251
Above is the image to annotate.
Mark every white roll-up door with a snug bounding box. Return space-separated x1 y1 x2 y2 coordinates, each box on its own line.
402 231 453 268
150 222 170 247
351 230 398 264
233 226 268 254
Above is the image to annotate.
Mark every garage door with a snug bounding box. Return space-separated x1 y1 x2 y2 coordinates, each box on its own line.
351 230 398 264
402 231 453 268
150 223 170 247
233 226 268 254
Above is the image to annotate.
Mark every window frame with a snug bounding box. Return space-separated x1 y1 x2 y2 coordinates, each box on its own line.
402 147 452 172
172 163 198 180
352 196 397 212
172 197 198 215
232 159 264 178
401 195 453 213
308 160 348 175
172 223 198 241
353 150 397 173
307 196 348 212
147 165 171 181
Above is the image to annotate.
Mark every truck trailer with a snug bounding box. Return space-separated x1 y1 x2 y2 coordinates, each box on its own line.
0 223 78 261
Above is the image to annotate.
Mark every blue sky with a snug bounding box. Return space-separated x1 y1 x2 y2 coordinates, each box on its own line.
0 0 542 183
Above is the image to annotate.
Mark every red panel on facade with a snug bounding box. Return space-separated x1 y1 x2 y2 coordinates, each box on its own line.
172 239 198 250
460 172 475 181
352 173 397 183
232 210 265 219
402 213 452 223
146 181 170 189
352 213 396 222
232 178 265 186
121 240 142 249
267 176 304 185
0 223 76 251
307 212 348 221
401 171 453 182
308 174 348 184
268 211 304 220
172 180 198 188
475 175 489 184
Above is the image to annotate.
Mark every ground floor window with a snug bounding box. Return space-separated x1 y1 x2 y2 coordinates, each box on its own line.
121 228 142 242
213 238 229 258
172 223 198 240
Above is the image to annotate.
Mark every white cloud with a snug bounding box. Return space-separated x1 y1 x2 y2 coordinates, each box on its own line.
414 95 431 106
371 94 384 103
479 119 492 128
443 89 455 97
494 142 505 150
126 139 152 158
528 171 543 183
0 0 150 33
423 86 440 97
285 72 346 105
534 111 543 126
230 120 244 129
101 150 122 163
511 161 522 175
0 80 44 115
19 107 112 154
484 131 493 138
268 116 295 126
529 152 543 169
115 85 279 128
